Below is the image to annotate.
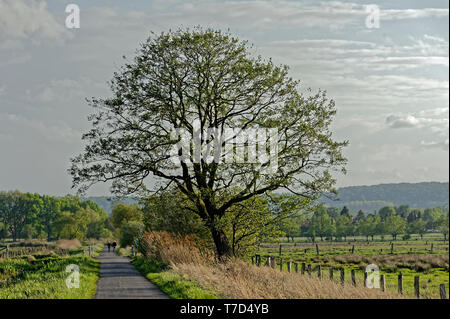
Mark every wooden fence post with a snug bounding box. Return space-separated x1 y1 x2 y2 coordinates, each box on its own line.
287 261 291 273
294 262 298 273
271 256 275 268
351 269 356 286
390 243 394 254
364 271 368 288
301 263 306 275
414 276 420 299
430 243 434 254
279 244 282 256
351 245 354 254
317 265 322 279
340 269 345 285
265 256 270 267
329 267 333 281
307 264 312 277
280 258 283 271
6 244 9 259
398 274 403 294
316 244 319 256
380 274 385 292
440 284 447 299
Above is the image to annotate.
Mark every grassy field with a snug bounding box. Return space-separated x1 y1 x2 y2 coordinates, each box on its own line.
254 234 449 299
0 240 104 299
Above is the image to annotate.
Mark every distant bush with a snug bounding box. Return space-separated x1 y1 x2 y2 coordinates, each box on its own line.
56 239 81 250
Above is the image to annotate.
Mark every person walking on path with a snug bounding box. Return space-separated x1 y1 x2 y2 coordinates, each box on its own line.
112 241 117 252
107 242 111 252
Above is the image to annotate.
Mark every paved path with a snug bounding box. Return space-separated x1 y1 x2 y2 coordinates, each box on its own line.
95 247 169 299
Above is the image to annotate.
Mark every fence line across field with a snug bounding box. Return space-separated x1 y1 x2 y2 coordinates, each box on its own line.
0 244 76 259
253 253 449 299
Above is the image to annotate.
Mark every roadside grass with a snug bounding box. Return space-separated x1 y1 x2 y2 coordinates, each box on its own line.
131 257 219 299
0 255 100 299
171 259 404 299
116 246 130 257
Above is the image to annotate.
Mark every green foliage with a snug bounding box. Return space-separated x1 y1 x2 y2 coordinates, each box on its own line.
384 215 407 240
110 203 143 229
335 214 353 240
119 220 144 247
423 207 444 230
379 206 396 221
310 206 335 240
297 203 447 242
0 191 111 241
407 218 427 238
142 190 210 240
357 215 380 241
437 214 449 240
220 194 299 257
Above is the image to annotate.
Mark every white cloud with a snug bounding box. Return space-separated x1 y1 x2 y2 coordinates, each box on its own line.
145 1 449 32
0 0 69 39
381 8 449 20
0 113 81 144
386 111 448 130
385 108 449 151
420 139 449 151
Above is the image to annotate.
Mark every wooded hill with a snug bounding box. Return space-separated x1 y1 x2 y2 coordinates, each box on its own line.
318 182 449 213
84 182 449 215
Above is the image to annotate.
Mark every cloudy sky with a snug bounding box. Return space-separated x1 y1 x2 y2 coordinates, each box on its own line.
0 0 448 196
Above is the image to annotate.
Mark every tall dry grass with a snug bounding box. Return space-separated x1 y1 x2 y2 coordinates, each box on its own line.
56 239 82 250
141 231 214 266
172 260 403 299
141 231 405 299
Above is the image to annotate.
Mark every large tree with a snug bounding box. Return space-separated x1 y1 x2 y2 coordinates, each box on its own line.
70 28 347 257
384 215 406 240
0 191 41 241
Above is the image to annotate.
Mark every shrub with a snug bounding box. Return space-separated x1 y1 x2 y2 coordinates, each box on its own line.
56 239 82 250
140 231 214 266
120 221 144 247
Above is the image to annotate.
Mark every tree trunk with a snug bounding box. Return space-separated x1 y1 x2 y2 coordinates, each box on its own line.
210 227 232 259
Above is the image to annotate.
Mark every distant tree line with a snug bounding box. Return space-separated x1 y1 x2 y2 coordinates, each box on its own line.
281 204 449 242
0 191 113 241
